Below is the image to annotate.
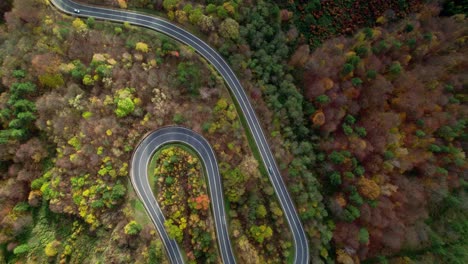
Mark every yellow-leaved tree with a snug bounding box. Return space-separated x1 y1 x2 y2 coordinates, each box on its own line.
45 240 61 257
72 18 87 33
135 42 149 53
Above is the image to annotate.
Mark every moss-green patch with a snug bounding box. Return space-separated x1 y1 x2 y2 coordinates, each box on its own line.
25 202 72 263
129 197 151 225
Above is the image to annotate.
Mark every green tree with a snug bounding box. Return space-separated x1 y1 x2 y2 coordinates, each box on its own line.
172 113 185 124
13 244 29 255
219 18 239 40
13 69 26 79
176 62 201 95
222 166 247 203
115 97 135 117
86 17 95 28
10 82 36 95
316 94 330 104
343 205 360 222
189 8 203 24
256 204 267 218
206 4 216 14
111 183 126 200
329 151 345 164
358 228 369 244
82 74 95 86
124 220 142 235
217 6 228 18
164 219 183 242
163 0 179 11
249 225 273 243
329 171 342 185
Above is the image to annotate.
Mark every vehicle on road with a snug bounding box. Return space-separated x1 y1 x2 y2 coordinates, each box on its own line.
268 166 273 174
73 9 80 13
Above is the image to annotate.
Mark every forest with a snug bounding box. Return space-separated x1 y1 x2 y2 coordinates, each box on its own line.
0 0 294 262
302 4 467 262
0 0 467 263
152 146 219 263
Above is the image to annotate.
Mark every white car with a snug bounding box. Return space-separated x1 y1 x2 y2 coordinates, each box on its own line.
73 9 80 14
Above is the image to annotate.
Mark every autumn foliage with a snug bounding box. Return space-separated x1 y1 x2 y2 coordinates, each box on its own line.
285 0 423 47
154 147 219 263
301 5 467 261
193 194 210 211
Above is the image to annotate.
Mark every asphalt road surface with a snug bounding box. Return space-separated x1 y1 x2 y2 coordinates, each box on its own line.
131 127 234 264
50 1 310 263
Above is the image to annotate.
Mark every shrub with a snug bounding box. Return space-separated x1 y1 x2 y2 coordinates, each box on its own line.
115 98 135 118
39 73 64 89
358 228 369 244
343 205 360 222
206 4 216 14
354 166 365 176
316 94 330 104
176 62 201 95
135 42 149 53
13 69 26 79
342 124 353 136
45 240 61 257
329 171 342 185
13 244 29 255
172 113 184 124
124 221 142 235
355 127 367 137
366 69 377 79
429 144 442 153
389 62 402 75
341 63 354 75
13 202 30 212
329 151 346 164
351 78 363 86
345 115 356 124
415 130 426 137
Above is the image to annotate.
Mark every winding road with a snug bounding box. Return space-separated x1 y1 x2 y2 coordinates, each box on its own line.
50 1 310 263
131 127 233 264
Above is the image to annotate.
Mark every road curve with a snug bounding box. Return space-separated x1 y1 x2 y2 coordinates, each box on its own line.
130 127 234 264
50 1 310 263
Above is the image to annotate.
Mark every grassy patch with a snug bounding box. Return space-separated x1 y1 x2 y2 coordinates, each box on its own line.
129 197 151 225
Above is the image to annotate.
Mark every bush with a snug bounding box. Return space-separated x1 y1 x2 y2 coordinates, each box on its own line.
345 115 356 124
316 94 330 104
13 244 29 255
329 171 342 185
355 127 367 137
13 69 26 79
45 240 61 257
176 62 201 95
342 124 354 136
124 220 142 235
389 62 402 75
329 151 345 164
172 113 184 124
342 63 354 75
39 73 64 89
115 98 135 118
343 205 360 222
135 42 149 53
366 69 377 79
13 202 29 212
358 228 369 244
